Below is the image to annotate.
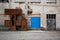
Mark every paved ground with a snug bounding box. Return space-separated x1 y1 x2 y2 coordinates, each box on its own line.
0 30 60 40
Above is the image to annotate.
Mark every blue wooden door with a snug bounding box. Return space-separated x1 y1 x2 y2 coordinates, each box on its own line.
30 17 40 29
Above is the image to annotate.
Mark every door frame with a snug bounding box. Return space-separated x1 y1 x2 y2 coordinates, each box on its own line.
29 14 41 29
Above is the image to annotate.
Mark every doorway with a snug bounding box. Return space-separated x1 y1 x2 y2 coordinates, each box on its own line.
47 14 56 30
16 26 21 31
30 17 40 29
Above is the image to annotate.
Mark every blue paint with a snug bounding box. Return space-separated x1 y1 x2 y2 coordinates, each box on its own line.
30 17 40 29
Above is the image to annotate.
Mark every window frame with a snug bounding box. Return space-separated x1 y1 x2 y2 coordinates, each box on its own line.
0 0 9 3
46 0 57 4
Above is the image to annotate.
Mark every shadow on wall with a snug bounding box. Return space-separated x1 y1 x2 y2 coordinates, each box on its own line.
56 28 60 31
40 27 46 30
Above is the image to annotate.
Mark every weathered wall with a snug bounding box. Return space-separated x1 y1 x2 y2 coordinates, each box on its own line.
0 0 60 30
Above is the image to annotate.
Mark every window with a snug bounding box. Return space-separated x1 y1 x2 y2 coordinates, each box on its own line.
46 0 57 4
0 0 9 3
15 0 41 4
15 0 26 3
47 14 56 19
30 0 41 4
